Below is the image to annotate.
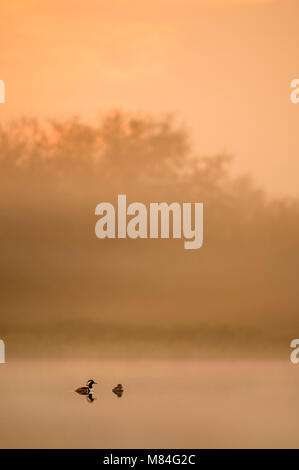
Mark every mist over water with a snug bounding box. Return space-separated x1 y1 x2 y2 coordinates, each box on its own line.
1 0 299 452
0 112 298 448
0 112 298 358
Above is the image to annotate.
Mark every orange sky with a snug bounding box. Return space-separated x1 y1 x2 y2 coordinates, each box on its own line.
0 0 298 196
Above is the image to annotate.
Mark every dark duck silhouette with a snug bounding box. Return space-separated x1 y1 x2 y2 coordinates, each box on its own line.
112 383 124 398
75 379 97 403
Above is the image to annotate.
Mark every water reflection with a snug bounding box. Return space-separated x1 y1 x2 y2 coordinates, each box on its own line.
86 393 96 403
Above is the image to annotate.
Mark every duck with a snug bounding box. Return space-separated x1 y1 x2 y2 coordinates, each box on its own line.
75 379 97 395
112 383 124 398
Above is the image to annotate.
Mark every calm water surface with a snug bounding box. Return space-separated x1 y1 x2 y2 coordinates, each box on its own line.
0 359 298 448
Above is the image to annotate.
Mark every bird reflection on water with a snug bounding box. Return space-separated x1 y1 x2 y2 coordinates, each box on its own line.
86 393 96 403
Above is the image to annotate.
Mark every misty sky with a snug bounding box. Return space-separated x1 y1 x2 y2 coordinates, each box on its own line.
1 0 298 196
